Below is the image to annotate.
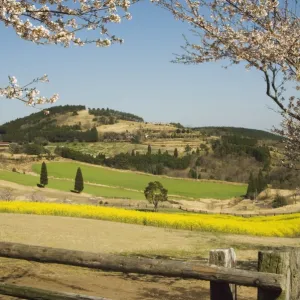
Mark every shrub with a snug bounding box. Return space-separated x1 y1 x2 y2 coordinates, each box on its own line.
272 193 288 208
24 143 46 155
12 167 17 172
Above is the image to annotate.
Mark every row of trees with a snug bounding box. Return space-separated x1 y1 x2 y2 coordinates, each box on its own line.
145 144 208 157
3 126 98 143
54 146 192 175
39 162 84 193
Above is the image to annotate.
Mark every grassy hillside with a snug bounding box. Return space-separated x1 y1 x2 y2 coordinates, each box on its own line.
32 162 247 199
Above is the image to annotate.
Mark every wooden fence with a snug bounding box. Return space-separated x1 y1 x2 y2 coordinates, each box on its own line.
0 241 299 300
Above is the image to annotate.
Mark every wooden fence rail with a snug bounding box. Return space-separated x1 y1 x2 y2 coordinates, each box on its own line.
0 282 110 300
0 241 299 299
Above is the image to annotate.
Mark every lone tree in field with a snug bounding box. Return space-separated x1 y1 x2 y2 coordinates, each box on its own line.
155 0 300 168
144 181 168 212
147 144 152 155
74 167 84 193
40 162 48 187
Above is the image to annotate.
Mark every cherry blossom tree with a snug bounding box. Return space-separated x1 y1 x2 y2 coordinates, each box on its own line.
154 0 300 167
0 0 133 109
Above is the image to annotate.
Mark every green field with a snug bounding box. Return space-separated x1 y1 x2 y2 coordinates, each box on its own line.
32 162 246 199
0 170 143 200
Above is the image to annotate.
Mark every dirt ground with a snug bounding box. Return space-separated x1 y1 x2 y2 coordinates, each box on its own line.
1 213 300 300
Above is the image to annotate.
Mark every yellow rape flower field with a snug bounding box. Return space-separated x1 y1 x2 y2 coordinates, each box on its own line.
1 201 300 237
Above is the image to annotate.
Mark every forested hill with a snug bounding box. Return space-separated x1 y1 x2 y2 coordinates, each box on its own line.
0 105 86 132
193 126 281 141
0 105 144 142
0 105 281 143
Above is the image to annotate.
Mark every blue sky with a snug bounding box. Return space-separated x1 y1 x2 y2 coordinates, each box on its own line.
0 1 281 130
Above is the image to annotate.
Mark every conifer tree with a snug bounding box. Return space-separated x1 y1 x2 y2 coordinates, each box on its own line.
131 149 135 156
158 149 162 155
246 172 257 200
74 167 84 193
257 169 267 194
147 144 152 155
40 162 48 187
174 148 178 158
90 127 98 142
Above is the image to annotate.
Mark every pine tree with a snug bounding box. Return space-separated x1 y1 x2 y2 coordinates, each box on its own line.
158 149 162 155
90 127 98 142
174 148 178 158
257 169 267 193
131 149 135 156
74 167 84 193
196 147 200 155
246 172 257 200
147 144 152 155
40 162 48 187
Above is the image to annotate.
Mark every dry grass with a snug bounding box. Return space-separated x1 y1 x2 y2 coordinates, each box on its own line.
1 213 299 259
54 110 94 129
52 109 178 133
0 213 297 299
97 120 177 134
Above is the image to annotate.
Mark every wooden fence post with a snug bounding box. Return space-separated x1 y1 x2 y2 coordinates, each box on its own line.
288 249 300 300
257 250 290 300
209 248 236 300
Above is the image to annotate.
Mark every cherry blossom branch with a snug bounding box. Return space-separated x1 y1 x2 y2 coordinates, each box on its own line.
0 75 59 114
